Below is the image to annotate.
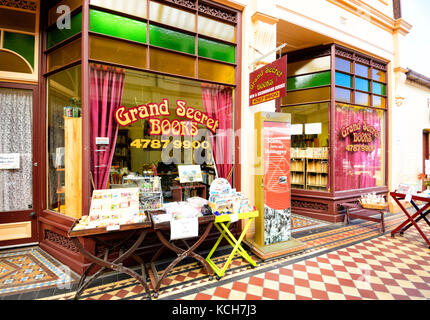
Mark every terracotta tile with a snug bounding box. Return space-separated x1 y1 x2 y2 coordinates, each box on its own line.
262 288 278 300
249 276 264 287
232 281 248 292
195 293 212 300
311 289 329 300
265 272 279 281
294 277 310 288
279 283 295 293
358 289 378 300
245 293 262 300
213 287 231 299
279 268 293 276
324 283 343 294
307 273 323 282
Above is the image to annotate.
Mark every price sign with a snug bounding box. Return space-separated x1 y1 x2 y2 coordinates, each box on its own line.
170 217 198 240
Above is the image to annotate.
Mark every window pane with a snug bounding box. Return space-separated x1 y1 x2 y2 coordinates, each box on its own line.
373 95 386 108
335 87 351 103
287 71 331 91
47 11 82 49
149 24 195 54
355 63 369 78
198 59 235 84
198 38 235 64
150 48 195 78
0 50 32 74
282 103 330 191
0 88 33 211
335 72 352 88
335 57 351 73
3 32 35 68
47 38 81 73
372 82 386 96
48 0 82 26
372 69 386 82
198 15 235 43
89 35 147 69
334 103 385 191
90 9 147 44
355 92 370 106
288 56 330 77
281 87 330 105
355 77 370 92
47 65 82 217
90 0 147 19
0 7 35 33
150 1 195 32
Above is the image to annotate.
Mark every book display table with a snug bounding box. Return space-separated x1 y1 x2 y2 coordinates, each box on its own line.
339 202 386 233
206 211 259 279
390 192 430 248
68 220 152 300
147 212 215 298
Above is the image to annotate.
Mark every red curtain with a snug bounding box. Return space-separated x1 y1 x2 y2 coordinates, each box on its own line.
334 104 383 191
201 84 234 185
90 64 125 189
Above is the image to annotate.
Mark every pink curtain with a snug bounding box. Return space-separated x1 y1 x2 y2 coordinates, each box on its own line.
201 84 234 185
90 64 125 189
334 103 383 191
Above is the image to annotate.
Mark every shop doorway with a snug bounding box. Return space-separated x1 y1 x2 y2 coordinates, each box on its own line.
422 130 430 190
0 85 39 248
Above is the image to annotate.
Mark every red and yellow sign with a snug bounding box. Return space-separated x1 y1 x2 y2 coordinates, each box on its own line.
341 120 380 152
249 56 287 107
114 99 218 136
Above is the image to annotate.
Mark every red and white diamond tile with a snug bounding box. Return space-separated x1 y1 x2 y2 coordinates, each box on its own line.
181 226 430 300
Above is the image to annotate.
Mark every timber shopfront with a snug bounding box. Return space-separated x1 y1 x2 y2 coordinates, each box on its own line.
39 0 242 275
278 44 388 223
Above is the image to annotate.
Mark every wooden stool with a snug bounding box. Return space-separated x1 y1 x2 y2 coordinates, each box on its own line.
339 202 385 233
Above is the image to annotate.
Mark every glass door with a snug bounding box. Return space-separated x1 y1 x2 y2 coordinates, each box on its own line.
0 86 38 247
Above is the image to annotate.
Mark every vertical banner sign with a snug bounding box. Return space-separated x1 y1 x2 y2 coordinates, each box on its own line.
249 55 287 107
263 121 291 245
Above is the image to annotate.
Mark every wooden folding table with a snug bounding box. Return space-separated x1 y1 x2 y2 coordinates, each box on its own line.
390 192 430 248
147 212 215 298
68 220 152 300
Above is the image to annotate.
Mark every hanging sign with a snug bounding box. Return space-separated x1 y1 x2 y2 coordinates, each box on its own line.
0 153 20 169
249 55 287 106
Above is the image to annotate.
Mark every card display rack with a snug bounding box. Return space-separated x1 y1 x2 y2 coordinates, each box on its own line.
122 176 163 211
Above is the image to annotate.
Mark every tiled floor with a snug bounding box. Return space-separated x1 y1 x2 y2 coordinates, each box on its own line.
1 211 429 300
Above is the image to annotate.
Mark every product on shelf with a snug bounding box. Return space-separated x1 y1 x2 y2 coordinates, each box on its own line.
122 175 163 211
208 178 254 215
359 192 387 209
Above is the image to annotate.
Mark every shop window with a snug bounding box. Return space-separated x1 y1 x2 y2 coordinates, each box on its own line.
89 65 234 206
282 87 330 106
287 71 331 91
281 103 330 192
3 32 35 68
150 48 195 78
90 0 147 19
198 59 235 85
89 9 147 44
335 57 351 73
89 35 147 69
198 15 235 43
47 38 81 73
150 1 195 33
47 65 82 216
334 103 385 191
288 56 331 77
47 11 82 49
335 72 352 88
149 24 195 55
0 51 32 74
372 96 386 109
198 38 235 64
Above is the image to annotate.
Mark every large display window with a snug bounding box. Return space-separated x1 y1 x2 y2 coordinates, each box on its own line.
89 64 234 204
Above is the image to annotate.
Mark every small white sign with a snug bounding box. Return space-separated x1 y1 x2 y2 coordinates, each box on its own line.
178 165 203 183
290 124 303 136
230 213 239 223
425 160 430 176
0 153 20 169
170 217 198 240
106 224 120 231
305 122 322 135
96 137 110 145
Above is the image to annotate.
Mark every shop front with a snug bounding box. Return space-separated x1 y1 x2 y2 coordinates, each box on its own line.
277 44 388 223
39 0 242 274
